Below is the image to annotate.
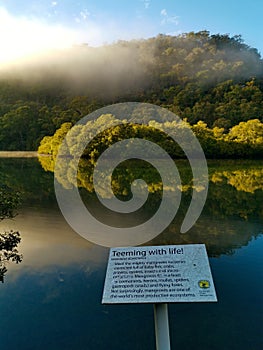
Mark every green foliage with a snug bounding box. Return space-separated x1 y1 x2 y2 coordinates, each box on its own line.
211 168 263 194
0 186 22 282
38 150 263 225
3 156 262 257
38 122 72 157
0 32 262 150
0 231 22 262
0 185 20 220
0 230 22 283
227 119 263 145
38 114 263 159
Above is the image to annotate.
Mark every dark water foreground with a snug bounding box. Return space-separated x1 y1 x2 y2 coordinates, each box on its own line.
0 158 262 350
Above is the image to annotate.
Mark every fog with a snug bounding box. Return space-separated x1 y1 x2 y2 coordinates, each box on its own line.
0 42 151 99
0 33 261 101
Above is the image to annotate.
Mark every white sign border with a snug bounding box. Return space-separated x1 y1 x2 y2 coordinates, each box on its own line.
102 244 217 304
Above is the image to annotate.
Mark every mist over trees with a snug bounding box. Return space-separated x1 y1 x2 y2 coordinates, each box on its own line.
0 31 262 153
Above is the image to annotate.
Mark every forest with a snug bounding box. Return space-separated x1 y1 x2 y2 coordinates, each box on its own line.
0 30 262 157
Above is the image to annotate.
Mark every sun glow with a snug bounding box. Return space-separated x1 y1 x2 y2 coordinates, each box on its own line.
0 7 77 65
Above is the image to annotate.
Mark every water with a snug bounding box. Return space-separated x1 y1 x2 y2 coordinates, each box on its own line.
0 158 262 350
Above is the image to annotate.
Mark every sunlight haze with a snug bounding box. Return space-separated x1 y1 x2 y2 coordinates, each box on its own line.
0 0 261 66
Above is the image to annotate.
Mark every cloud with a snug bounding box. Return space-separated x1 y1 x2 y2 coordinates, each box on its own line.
167 30 182 36
79 9 91 21
0 5 158 66
140 0 150 10
144 0 151 9
160 9 167 16
75 9 91 23
0 6 78 64
160 8 179 26
167 16 179 25
0 6 122 65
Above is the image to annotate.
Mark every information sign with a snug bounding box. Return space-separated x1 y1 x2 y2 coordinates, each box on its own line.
102 244 217 304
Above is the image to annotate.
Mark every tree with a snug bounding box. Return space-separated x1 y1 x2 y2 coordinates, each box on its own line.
0 31 262 151
0 185 23 283
228 119 263 145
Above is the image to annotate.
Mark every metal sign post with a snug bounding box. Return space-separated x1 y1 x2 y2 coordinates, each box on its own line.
154 303 171 350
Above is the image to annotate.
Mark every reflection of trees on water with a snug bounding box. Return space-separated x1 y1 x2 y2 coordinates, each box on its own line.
37 156 263 256
144 165 263 256
207 168 263 220
0 231 23 282
147 216 262 257
0 158 55 206
2 157 262 257
0 185 23 283
0 185 20 220
39 156 204 195
40 155 263 219
40 155 263 192
211 168 263 193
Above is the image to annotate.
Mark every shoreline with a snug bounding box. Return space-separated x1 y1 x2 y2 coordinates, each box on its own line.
0 151 38 158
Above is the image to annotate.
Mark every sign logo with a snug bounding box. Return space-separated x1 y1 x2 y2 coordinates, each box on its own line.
198 280 210 289
54 102 208 247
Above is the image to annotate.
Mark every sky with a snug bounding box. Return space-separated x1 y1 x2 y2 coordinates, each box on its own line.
0 0 262 65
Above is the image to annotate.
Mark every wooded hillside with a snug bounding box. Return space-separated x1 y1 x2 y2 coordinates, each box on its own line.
0 31 262 152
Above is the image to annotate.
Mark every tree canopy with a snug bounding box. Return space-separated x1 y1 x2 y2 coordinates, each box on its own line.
38 116 263 159
0 31 262 152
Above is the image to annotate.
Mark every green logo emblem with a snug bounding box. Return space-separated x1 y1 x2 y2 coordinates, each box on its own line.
198 280 210 289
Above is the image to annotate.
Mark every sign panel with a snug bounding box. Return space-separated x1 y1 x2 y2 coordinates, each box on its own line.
102 244 217 304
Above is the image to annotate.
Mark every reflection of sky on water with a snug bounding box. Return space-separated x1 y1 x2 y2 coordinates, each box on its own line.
0 208 108 276
0 158 262 349
157 215 263 257
0 204 262 278
0 218 262 350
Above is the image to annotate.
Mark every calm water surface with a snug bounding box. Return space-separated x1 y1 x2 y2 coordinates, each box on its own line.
0 158 262 350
